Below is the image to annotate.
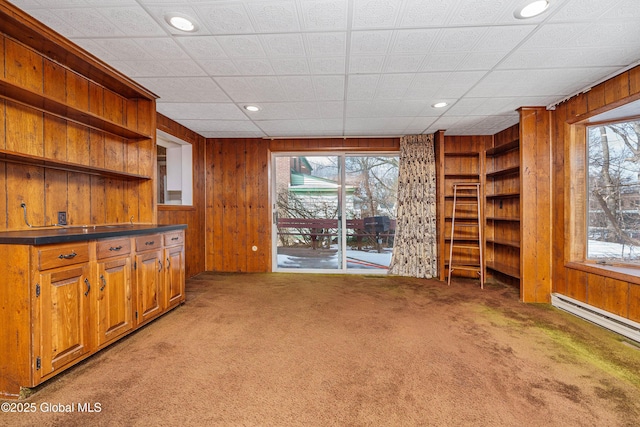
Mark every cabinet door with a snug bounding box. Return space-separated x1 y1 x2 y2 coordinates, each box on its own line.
165 245 185 309
135 250 163 324
36 264 91 379
96 257 133 347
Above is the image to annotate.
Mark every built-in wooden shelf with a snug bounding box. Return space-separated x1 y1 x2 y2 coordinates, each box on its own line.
486 166 520 178
0 78 152 140
444 173 480 179
444 152 480 157
0 149 151 180
486 238 520 248
486 192 520 199
486 260 520 279
486 216 520 222
486 139 519 156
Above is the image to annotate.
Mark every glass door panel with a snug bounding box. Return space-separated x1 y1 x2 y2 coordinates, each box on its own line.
274 155 342 270
344 155 399 271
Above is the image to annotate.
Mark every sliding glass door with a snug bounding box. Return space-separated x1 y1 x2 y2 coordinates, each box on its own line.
273 153 398 273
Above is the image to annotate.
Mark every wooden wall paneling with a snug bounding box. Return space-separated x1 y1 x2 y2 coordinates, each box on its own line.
565 123 587 262
245 138 259 272
586 83 606 112
89 129 105 169
65 69 89 110
90 176 106 225
6 102 43 156
237 140 249 271
4 38 43 92
68 173 91 225
0 100 5 150
565 268 587 302
257 141 270 272
587 274 628 318
44 169 67 225
66 123 90 166
43 116 66 161
7 164 44 229
604 73 630 106
103 134 124 172
105 179 125 223
0 162 6 230
629 284 640 323
519 107 552 302
208 140 224 271
137 136 155 223
552 103 567 295
222 141 239 271
43 59 64 102
629 66 640 96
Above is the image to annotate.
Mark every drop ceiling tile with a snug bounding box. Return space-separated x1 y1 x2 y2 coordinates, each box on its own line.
280 76 316 101
249 103 300 120
346 101 400 118
175 37 228 60
313 76 345 100
419 52 467 72
251 77 287 101
214 76 256 100
350 31 393 55
375 74 414 99
261 34 306 56
456 52 505 71
111 60 206 78
90 39 155 61
431 27 487 53
573 21 640 48
309 57 346 74
246 1 300 33
299 0 347 31
601 0 640 19
519 23 590 50
98 6 166 36
447 0 517 26
392 29 439 54
347 75 380 100
382 55 425 73
349 56 385 74
180 120 260 133
199 131 266 138
499 47 634 70
399 0 455 27
49 8 125 37
198 60 240 76
549 0 623 22
135 77 230 102
270 58 310 75
144 5 212 36
156 103 246 120
257 120 303 134
316 101 345 119
352 0 401 29
474 25 536 52
304 33 347 56
193 3 254 34
217 35 266 57
395 100 432 116
133 38 190 60
233 59 275 75
25 10 86 38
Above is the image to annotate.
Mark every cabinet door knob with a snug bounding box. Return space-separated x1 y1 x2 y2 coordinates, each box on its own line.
171 237 179 241
84 278 91 296
158 260 163 272
145 241 155 246
109 246 122 251
58 251 77 259
100 274 106 291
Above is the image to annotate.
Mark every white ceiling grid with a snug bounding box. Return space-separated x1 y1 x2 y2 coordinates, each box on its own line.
10 0 640 137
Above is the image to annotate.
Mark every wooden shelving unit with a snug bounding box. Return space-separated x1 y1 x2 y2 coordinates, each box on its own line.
484 125 521 286
437 133 489 282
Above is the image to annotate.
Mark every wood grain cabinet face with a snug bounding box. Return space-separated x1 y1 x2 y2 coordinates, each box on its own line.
164 231 185 309
33 245 92 381
96 238 133 346
135 235 164 324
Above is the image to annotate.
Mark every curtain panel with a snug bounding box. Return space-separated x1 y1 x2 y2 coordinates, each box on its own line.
388 134 438 278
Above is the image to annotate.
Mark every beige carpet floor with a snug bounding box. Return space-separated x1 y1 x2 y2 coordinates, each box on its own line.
3 272 640 426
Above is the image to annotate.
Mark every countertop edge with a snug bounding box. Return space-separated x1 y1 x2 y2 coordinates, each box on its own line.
0 224 187 245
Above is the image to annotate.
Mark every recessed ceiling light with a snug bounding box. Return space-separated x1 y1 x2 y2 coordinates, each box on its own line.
432 102 448 108
514 0 549 19
244 105 261 112
166 14 197 32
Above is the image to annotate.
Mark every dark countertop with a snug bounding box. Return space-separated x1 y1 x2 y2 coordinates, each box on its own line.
0 224 187 245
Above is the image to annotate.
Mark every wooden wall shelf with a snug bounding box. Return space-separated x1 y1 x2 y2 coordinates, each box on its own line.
0 79 152 140
486 238 520 248
486 166 520 178
0 149 151 181
486 140 519 156
486 261 520 279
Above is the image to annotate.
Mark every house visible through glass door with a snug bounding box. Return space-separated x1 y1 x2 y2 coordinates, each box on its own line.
273 153 399 273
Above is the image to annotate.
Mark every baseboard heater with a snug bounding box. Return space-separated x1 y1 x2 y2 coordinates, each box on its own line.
551 293 640 344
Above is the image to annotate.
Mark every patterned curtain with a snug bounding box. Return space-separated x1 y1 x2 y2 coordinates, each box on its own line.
388 134 438 278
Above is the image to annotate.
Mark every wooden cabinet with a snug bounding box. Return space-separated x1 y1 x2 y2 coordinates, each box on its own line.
0 227 186 399
134 235 164 324
164 231 185 309
95 237 133 347
33 242 92 381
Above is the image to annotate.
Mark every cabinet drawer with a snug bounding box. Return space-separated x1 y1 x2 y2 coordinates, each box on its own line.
37 243 90 270
135 234 162 251
97 238 131 259
164 231 184 246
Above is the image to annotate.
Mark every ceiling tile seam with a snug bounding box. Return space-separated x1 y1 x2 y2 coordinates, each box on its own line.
340 0 356 137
